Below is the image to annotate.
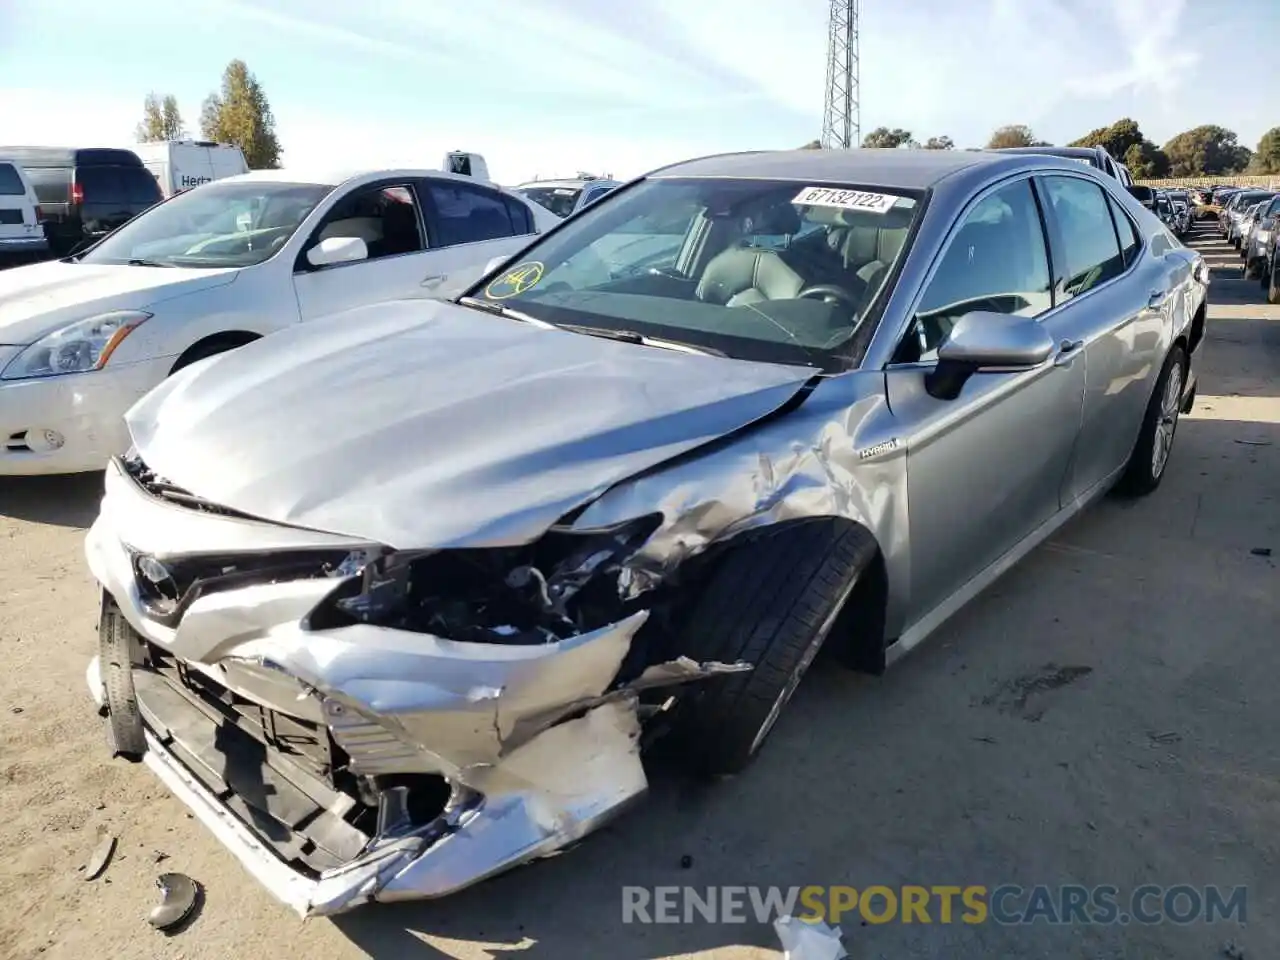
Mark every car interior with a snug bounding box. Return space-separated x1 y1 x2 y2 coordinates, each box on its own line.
525 193 918 357
315 186 423 260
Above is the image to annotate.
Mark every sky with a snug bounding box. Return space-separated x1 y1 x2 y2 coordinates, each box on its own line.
0 0 1275 185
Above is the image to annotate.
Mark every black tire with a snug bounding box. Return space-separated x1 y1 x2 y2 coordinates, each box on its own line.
100 599 146 761
672 520 877 777
1114 345 1186 498
1243 257 1258 280
1268 263 1280 305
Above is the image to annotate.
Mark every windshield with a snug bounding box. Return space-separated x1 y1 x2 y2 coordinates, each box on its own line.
77 180 333 268
1234 192 1273 209
468 177 922 369
519 186 583 218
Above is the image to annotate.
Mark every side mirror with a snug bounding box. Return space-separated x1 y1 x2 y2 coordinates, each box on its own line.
1126 185 1155 208
924 311 1056 401
307 236 368 268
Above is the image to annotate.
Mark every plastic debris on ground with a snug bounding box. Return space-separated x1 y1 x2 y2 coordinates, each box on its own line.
148 873 201 932
774 915 848 960
83 832 117 881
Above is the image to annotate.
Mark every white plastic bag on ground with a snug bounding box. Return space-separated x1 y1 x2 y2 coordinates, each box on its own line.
774 915 848 960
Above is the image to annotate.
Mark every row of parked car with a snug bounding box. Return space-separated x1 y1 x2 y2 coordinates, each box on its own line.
0 141 615 271
13 143 1210 917
1211 185 1280 302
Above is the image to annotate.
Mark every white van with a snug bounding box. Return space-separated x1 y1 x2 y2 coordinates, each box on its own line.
0 158 47 265
132 140 249 197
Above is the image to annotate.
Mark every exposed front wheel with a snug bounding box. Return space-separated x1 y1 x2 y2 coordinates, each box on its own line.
1114 346 1186 498
672 521 878 777
1269 264 1280 305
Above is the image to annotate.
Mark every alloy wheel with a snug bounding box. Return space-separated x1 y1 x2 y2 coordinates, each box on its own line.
1152 362 1183 480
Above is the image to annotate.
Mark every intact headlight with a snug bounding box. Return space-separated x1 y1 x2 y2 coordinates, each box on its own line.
0 310 152 381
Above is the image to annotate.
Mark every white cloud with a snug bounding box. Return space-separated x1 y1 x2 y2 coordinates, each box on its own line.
1 0 1204 173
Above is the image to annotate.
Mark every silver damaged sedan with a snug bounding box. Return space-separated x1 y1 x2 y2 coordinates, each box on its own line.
85 149 1209 916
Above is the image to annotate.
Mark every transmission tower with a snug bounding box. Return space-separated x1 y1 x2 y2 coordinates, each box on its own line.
820 0 860 149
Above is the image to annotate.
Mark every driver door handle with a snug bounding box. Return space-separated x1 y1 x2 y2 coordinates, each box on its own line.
1053 338 1084 367
421 274 446 288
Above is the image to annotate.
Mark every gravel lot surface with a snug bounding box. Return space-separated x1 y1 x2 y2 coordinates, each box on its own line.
1 222 1276 960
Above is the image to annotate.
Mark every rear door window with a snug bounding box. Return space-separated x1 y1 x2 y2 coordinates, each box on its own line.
0 163 26 195
423 180 522 247
1040 175 1126 299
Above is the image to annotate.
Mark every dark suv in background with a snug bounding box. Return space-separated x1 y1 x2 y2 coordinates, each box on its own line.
0 147 163 256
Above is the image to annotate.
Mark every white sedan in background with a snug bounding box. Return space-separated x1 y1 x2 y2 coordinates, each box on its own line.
0 167 557 475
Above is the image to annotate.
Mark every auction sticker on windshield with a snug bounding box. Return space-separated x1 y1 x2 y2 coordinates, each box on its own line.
485 261 545 299
792 186 899 214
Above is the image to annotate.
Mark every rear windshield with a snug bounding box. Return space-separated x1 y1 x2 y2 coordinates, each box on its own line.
520 186 582 218
0 163 25 195
77 165 162 206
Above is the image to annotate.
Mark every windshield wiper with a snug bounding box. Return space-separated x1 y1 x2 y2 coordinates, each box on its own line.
457 296 552 328
559 323 723 357
125 258 175 268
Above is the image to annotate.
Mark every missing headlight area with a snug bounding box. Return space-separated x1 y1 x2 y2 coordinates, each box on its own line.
309 515 663 644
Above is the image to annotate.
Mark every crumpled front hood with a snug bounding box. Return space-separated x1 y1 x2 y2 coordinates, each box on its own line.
127 298 815 548
0 259 238 344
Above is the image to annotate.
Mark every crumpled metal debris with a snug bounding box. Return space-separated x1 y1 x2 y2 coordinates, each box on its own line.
774 915 848 960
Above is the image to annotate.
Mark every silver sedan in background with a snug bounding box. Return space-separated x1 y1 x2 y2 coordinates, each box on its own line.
84 149 1208 917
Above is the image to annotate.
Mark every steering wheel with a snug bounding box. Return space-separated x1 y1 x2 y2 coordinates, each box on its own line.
797 284 860 310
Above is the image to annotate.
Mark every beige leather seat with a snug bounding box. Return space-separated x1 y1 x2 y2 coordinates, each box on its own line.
844 226 908 292
695 248 806 306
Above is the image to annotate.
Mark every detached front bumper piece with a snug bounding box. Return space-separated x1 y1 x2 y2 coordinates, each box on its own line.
82 456 743 917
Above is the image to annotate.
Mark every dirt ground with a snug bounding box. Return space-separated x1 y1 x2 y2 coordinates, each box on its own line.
1 222 1276 960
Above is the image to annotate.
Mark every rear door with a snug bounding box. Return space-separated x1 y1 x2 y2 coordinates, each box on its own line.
173 146 215 193
210 147 248 181
292 181 434 321
121 166 162 219
0 162 39 246
76 165 133 238
1037 173 1167 501
416 177 538 297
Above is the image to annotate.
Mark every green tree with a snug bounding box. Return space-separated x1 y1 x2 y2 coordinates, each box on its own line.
1251 126 1280 174
1069 118 1144 161
986 125 1050 149
1122 141 1170 179
200 60 281 169
135 92 185 142
1162 125 1251 177
923 135 954 150
799 139 823 149
862 127 916 148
